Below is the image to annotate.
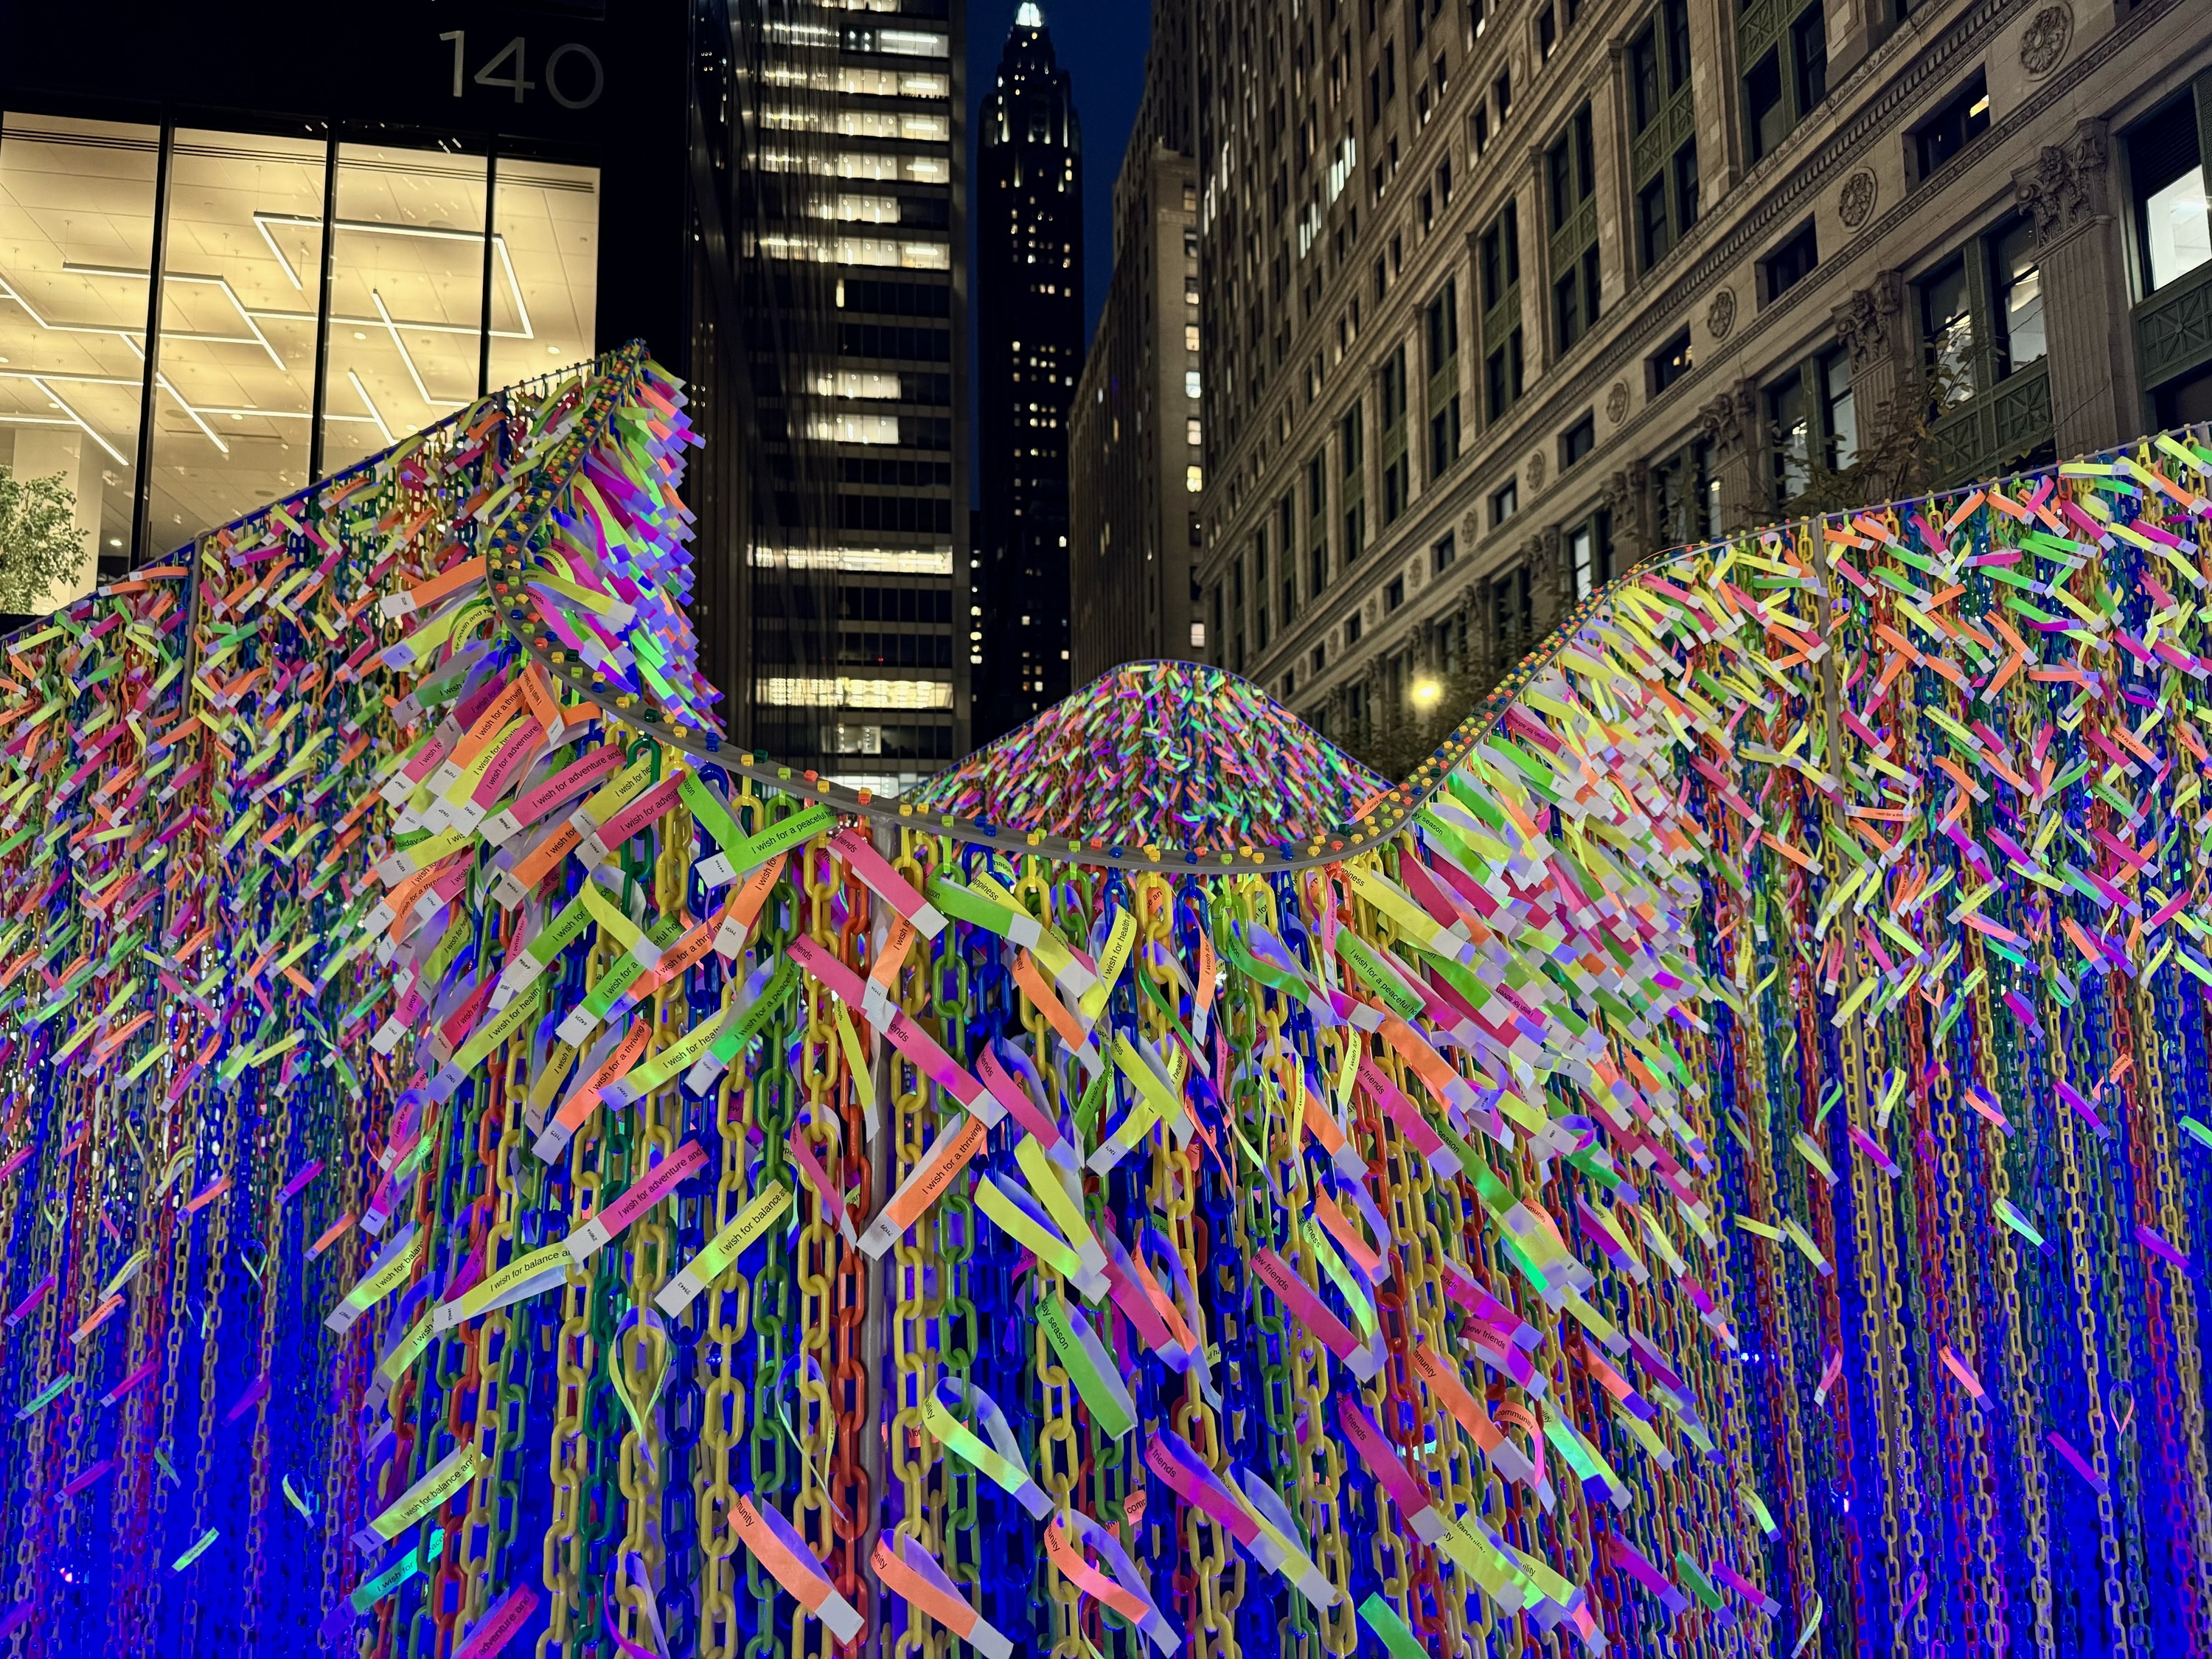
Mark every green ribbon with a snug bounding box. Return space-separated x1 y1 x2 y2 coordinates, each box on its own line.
606 1307 672 1471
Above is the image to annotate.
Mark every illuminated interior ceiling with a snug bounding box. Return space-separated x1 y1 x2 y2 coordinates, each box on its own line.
0 120 595 552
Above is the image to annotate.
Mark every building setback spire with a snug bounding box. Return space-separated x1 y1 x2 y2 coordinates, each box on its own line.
973 1 1084 745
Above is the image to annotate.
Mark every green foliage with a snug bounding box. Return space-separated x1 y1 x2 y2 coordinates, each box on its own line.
1783 356 1972 520
1346 660 1492 782
0 465 89 614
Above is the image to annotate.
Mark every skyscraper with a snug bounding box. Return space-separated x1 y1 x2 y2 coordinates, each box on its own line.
736 0 969 793
974 1 1081 744
1068 0 1200 684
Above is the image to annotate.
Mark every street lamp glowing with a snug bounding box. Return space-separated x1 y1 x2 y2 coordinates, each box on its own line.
1411 678 1442 710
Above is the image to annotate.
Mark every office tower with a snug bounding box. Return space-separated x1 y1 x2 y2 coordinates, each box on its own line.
974 1 1082 743
1186 0 2212 769
1068 0 1202 684
736 0 969 790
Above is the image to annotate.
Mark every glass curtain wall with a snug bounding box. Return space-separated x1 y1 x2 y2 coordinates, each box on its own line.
0 114 597 581
0 114 159 608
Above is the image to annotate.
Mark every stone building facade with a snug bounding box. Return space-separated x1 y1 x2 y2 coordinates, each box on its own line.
1183 0 2212 750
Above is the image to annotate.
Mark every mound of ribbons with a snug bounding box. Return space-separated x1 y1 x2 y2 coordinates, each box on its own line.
907 658 1388 860
0 346 2207 1659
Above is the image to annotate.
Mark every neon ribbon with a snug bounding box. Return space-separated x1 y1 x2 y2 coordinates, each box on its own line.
857 1111 987 1258
606 1308 671 1471
656 1180 793 1317
873 1534 1013 1659
1253 1248 1382 1382
919 1377 1051 1517
1036 1292 1136 1439
1043 1509 1179 1655
730 1495 863 1641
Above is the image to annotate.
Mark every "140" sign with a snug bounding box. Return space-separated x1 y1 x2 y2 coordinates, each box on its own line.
438 31 605 109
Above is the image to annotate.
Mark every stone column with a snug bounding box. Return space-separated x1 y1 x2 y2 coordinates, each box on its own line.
1534 525 1567 633
2012 119 2139 457
1832 269 1910 454
1697 379 1763 532
1605 462 1648 566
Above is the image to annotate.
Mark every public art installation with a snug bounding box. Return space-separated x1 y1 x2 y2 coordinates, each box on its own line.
0 341 2203 1659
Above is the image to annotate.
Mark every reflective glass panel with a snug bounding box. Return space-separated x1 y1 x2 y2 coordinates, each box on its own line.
321 144 487 473
485 159 599 391
147 130 327 549
0 114 159 603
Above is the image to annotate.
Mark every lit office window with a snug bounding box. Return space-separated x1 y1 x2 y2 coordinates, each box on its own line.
484 160 598 394
147 131 327 548
0 113 159 602
320 145 488 475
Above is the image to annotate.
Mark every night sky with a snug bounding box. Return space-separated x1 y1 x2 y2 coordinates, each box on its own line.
967 0 1152 503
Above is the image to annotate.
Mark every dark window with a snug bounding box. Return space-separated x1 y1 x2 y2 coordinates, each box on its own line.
2125 97 2211 296
1473 103 1492 154
1652 439 1718 546
1992 216 2045 379
1746 50 1785 162
1495 68 1512 118
1561 411 1596 468
1429 399 1461 476
1426 287 1458 369
1555 270 1583 352
1767 366 1811 502
1764 348 1855 507
1570 510 1613 598
835 495 953 532
2154 360 2212 428
1385 575 1405 610
1761 223 1819 302
1791 4 1826 115
1433 532 1457 572
1346 608 1364 644
1630 25 1662 132
1480 224 1506 308
1548 136 1575 230
1491 479 1519 524
1674 142 1700 229
1665 0 1692 91
1538 4 1557 58
1255 529 1270 648
1914 71 1991 179
1638 178 1672 268
1919 255 1974 408
1821 347 1857 470
1650 328 1694 392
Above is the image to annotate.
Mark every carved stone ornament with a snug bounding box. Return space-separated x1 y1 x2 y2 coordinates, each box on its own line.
1831 270 1905 367
1706 287 1737 342
2012 119 2110 251
1606 380 1631 424
1461 508 1481 544
2019 4 2072 77
1837 169 1879 229
1528 449 1548 491
1696 383 1759 457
